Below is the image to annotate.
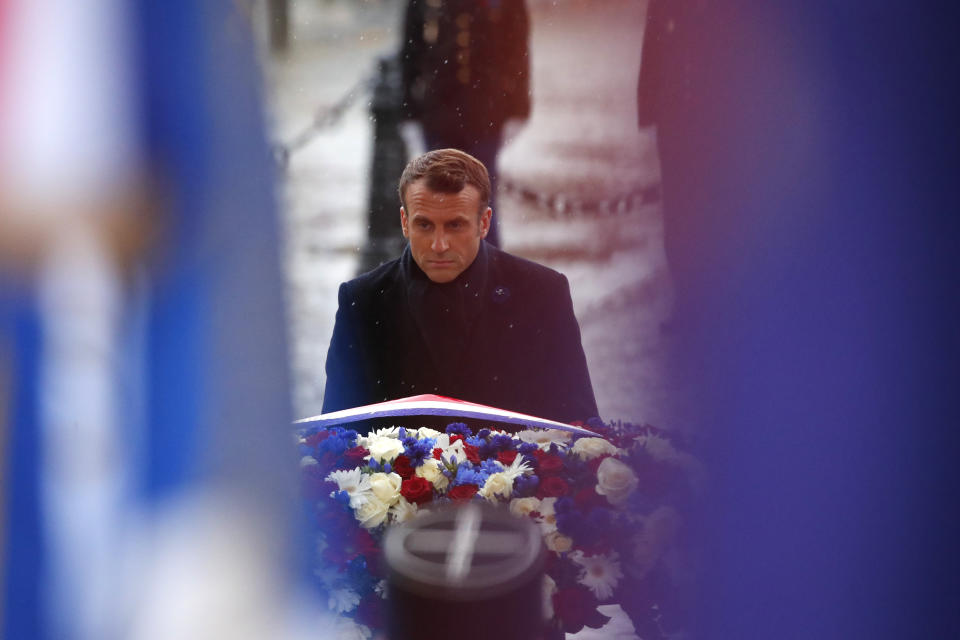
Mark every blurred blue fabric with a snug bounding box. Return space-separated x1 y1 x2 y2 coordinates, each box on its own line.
2 1 293 638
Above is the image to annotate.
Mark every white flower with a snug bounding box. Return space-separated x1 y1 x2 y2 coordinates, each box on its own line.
326 468 372 508
332 618 372 640
442 438 468 464
542 574 557 620
501 452 532 481
354 495 391 529
415 458 449 491
517 429 572 450
536 497 558 534
368 426 402 440
544 531 574 553
572 551 624 600
367 436 404 463
509 496 541 519
328 586 360 613
641 432 679 462
369 472 402 506
632 505 682 578
595 457 638 505
479 472 513 501
416 426 442 439
571 436 619 460
300 455 319 468
389 496 419 524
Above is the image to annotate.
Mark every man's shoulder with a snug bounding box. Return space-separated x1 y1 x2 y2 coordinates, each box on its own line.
340 258 405 302
488 245 567 288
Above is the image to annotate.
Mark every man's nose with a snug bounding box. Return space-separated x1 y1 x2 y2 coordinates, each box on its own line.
431 230 449 253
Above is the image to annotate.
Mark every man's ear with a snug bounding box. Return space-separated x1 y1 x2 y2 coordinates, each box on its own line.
400 207 409 238
479 207 492 238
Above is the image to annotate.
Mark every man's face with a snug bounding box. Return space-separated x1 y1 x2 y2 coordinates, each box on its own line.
400 180 491 283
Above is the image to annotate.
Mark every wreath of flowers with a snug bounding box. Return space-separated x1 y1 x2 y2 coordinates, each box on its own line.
298 419 702 640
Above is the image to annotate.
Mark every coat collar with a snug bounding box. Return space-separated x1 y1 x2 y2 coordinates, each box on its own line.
401 241 491 376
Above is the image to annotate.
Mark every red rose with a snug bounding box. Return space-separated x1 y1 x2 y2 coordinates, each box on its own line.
553 588 609 633
497 450 518 466
449 434 465 445
586 454 611 474
574 486 606 510
392 454 415 479
538 476 571 498
447 484 479 501
463 443 481 465
534 452 565 476
304 430 330 447
433 447 444 460
341 446 370 468
400 476 433 505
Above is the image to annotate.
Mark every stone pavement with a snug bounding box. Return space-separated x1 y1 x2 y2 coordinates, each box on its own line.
261 0 691 436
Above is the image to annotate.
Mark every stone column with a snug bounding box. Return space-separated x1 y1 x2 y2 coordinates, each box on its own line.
498 0 679 428
498 0 660 258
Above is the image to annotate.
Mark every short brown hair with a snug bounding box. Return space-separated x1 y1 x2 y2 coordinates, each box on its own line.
397 148 491 214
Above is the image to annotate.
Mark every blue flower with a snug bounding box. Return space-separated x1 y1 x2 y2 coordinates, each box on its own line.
479 459 502 475
490 434 514 451
513 474 539 498
585 416 607 432
465 435 485 448
404 436 435 467
445 422 472 437
453 466 487 487
333 490 351 509
518 442 538 456
477 428 491 440
556 508 586 539
477 440 498 459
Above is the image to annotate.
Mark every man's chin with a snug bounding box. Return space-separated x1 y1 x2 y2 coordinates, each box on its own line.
421 260 462 283
425 270 458 284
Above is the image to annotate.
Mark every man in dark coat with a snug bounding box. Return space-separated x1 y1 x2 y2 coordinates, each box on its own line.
400 0 530 247
322 149 598 425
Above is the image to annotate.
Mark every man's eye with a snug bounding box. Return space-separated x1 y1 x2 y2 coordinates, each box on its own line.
416 220 431 229
449 221 463 230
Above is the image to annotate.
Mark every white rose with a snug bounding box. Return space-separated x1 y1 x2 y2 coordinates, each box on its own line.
415 458 449 491
300 455 318 468
369 472 402 506
354 495 391 529
509 497 541 519
595 457 638 505
642 433 678 462
416 427 442 439
478 472 513 501
571 437 619 460
389 497 419 524
367 437 404 463
544 531 574 553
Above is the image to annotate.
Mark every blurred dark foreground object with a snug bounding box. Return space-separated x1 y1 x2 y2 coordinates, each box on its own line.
384 502 545 640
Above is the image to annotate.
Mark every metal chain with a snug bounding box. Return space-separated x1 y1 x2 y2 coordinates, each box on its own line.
501 180 662 217
273 71 376 169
